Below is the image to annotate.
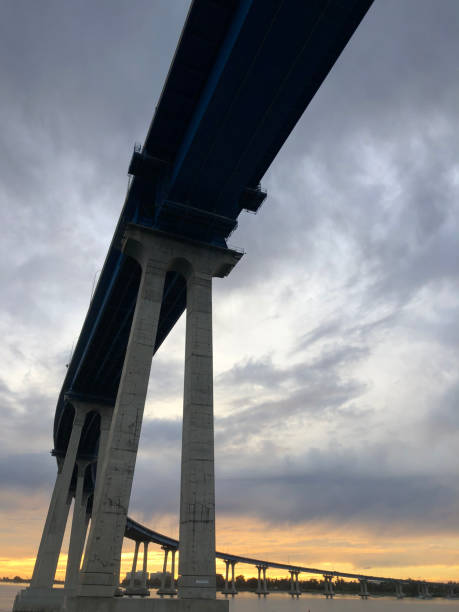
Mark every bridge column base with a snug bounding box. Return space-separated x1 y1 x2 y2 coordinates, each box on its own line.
157 588 177 597
13 586 66 612
124 588 150 598
65 596 229 612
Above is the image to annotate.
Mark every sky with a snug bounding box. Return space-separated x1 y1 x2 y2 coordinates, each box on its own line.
1 0 459 584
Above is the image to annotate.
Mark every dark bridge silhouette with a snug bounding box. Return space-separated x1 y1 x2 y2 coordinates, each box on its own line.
53 0 375 456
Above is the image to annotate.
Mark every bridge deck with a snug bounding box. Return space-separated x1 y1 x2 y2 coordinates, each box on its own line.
52 0 375 538
124 517 431 586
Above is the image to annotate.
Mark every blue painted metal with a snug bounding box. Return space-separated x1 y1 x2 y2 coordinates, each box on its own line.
168 0 254 190
69 252 124 390
53 0 375 461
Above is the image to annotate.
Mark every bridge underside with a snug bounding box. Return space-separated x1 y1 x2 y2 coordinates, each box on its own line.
53 0 375 471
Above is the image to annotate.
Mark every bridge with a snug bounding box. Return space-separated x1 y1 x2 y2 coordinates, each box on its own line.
123 517 456 600
11 1 455 611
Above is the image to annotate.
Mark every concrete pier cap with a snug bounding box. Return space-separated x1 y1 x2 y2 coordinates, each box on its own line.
121 224 243 280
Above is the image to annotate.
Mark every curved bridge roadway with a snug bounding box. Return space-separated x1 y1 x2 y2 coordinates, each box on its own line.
124 517 452 597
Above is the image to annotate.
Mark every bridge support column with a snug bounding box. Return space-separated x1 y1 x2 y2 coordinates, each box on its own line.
169 549 177 596
262 566 269 595
177 241 241 602
158 546 170 596
157 544 177 597
323 575 334 599
126 541 150 597
289 570 301 596
178 268 217 601
255 565 268 595
395 582 404 599
90 407 112 526
256 566 262 595
125 541 140 596
295 571 301 596
447 583 456 598
66 227 239 611
221 560 237 595
359 578 369 599
75 235 168 599
64 461 91 594
418 582 430 598
140 542 150 596
230 561 237 595
221 560 231 595
289 570 296 596
13 403 89 612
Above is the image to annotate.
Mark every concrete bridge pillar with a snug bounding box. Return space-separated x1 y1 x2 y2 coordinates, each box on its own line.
230 561 237 595
262 566 269 595
448 583 456 598
90 407 112 525
256 565 262 595
124 539 149 597
255 565 269 595
62 227 239 612
141 542 149 590
127 541 151 598
125 541 140 596
73 233 170 600
157 545 177 597
177 269 216 600
395 581 404 598
64 460 91 593
222 560 237 596
323 574 334 599
295 571 301 595
417 582 430 598
222 560 231 595
177 239 241 601
359 578 369 599
13 403 89 611
289 570 296 596
170 549 177 595
158 546 170 596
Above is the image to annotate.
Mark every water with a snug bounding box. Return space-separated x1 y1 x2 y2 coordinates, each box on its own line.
225 592 459 611
0 584 26 612
1 584 457 612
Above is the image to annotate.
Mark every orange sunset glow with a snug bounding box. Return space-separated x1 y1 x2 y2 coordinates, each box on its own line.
2 508 459 583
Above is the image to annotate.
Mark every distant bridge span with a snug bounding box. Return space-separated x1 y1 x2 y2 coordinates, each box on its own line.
124 517 447 591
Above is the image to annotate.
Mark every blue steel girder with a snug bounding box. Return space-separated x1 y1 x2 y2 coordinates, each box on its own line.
146 0 375 223
53 0 374 457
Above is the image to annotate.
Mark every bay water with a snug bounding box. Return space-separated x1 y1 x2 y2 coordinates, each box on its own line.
1 584 457 612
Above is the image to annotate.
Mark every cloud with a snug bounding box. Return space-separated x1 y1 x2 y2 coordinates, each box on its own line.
216 470 459 531
0 452 55 492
